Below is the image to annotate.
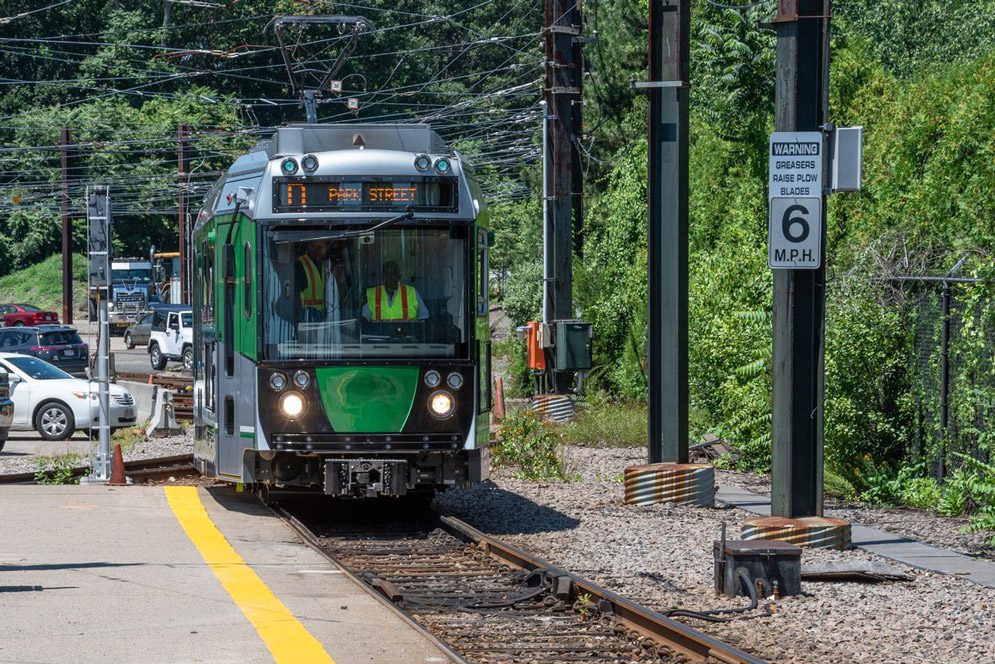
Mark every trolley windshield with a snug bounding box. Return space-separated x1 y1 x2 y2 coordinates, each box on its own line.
262 224 469 360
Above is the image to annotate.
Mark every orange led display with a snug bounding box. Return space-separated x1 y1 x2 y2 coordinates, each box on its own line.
286 183 307 206
367 186 417 203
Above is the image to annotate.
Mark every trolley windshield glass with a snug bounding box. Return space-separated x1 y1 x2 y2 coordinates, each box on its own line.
262 225 469 360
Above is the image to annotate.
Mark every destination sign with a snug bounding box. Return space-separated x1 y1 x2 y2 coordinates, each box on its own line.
768 131 823 200
272 177 458 213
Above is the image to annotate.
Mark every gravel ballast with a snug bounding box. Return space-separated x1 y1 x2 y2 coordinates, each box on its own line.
0 431 193 476
436 446 995 664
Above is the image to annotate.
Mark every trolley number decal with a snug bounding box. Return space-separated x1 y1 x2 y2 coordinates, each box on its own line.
768 197 821 269
273 178 457 212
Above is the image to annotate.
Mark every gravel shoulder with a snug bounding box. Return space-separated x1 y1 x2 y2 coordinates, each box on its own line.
436 446 995 664
0 431 194 476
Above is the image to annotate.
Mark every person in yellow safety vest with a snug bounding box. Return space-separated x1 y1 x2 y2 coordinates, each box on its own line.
362 261 429 321
295 243 328 323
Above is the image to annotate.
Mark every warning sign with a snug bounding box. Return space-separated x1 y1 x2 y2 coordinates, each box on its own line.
768 132 823 200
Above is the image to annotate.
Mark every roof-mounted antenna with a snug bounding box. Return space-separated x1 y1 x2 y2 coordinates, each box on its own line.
268 15 374 124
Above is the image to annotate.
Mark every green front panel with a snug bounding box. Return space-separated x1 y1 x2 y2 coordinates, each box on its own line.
315 366 419 433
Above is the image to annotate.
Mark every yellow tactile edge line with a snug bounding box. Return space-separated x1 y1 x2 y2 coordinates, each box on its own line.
165 486 335 664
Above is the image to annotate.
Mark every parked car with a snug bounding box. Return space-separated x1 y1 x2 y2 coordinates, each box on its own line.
0 353 136 441
0 325 88 377
148 306 193 371
0 367 12 451
124 311 154 349
0 303 59 327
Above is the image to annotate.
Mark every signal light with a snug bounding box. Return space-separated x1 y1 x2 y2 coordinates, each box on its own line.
414 154 432 171
301 154 319 172
434 157 451 174
281 158 299 175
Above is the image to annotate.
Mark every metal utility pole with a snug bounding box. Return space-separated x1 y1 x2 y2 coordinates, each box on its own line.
60 128 73 324
86 186 112 482
543 0 583 393
644 0 690 464
177 124 190 303
770 0 831 517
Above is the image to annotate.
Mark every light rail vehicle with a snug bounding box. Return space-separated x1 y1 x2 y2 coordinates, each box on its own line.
191 124 492 501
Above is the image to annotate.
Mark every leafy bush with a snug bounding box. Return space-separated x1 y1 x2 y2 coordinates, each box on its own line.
494 410 569 481
899 477 942 511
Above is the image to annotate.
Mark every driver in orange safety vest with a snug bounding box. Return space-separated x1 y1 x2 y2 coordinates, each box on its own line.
296 244 328 323
362 261 429 321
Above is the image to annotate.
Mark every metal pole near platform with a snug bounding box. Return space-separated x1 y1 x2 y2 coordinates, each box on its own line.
646 0 690 465
624 1 714 509
84 186 112 482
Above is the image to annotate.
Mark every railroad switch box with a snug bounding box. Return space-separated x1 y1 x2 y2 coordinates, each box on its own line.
713 540 801 598
526 321 546 371
554 320 593 371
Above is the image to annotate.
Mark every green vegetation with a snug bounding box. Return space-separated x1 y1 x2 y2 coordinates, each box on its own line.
494 410 570 481
34 452 87 485
111 426 147 454
0 254 89 314
558 397 648 449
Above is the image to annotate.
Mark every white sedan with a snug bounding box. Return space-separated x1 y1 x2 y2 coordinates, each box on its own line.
0 353 138 441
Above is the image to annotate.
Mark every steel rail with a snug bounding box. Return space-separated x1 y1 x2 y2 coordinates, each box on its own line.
438 515 767 664
0 453 195 484
275 506 467 664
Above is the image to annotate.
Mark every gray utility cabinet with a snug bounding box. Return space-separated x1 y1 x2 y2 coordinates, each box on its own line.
554 321 593 371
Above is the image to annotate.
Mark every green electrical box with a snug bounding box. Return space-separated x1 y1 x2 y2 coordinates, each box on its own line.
554 321 593 371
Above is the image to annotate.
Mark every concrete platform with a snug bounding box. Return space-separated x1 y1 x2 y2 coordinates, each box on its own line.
0 485 454 663
717 484 995 589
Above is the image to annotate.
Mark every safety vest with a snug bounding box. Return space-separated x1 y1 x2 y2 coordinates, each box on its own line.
298 255 325 310
366 284 419 320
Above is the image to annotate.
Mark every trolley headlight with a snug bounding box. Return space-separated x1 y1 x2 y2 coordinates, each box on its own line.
301 154 319 172
279 391 306 419
434 157 451 174
424 370 441 388
414 154 432 171
447 372 464 390
269 372 287 391
280 157 299 175
293 370 311 389
428 391 455 419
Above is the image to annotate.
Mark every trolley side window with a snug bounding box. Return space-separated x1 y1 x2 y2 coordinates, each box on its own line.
243 242 252 320
477 228 489 316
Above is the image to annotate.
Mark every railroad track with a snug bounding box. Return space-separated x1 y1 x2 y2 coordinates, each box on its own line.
282 505 765 664
116 371 193 420
0 454 196 484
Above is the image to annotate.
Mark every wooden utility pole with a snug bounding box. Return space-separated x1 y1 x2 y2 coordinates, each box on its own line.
60 128 73 324
646 0 690 464
543 0 583 393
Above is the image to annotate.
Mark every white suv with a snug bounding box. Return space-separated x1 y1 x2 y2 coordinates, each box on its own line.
148 306 194 371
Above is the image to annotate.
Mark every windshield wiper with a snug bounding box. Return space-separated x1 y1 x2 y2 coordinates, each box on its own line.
275 209 415 244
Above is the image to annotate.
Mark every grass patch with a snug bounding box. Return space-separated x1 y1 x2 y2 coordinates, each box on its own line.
557 397 648 448
0 253 89 316
111 425 147 453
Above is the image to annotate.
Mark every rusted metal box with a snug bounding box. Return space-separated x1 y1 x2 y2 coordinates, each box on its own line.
713 540 801 597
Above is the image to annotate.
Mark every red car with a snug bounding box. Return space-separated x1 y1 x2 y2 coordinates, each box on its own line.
0 304 59 327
